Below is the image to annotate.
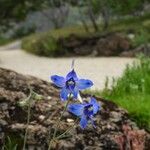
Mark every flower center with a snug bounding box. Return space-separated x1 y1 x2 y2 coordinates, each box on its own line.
66 77 76 90
84 104 93 116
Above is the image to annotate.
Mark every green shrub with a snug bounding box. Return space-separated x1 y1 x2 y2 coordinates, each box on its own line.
22 34 64 57
132 29 150 47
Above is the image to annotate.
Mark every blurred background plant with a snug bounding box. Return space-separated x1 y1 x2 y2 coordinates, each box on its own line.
0 0 149 46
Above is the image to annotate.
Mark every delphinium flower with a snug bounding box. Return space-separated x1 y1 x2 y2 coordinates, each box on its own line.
68 97 100 129
51 69 93 101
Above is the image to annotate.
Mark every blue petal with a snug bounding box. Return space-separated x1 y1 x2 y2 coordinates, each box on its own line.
60 87 69 101
72 87 79 99
77 79 93 90
66 69 78 80
90 97 100 114
68 104 84 116
80 116 88 129
51 75 65 87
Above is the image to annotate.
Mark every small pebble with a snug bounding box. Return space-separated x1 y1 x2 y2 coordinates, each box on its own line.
47 96 52 100
39 115 45 121
67 118 74 123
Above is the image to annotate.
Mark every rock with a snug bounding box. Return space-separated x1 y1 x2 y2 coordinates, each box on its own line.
58 33 131 57
120 44 150 57
0 119 8 126
0 68 150 150
96 33 131 56
67 118 74 123
128 33 135 40
58 34 99 50
74 45 93 56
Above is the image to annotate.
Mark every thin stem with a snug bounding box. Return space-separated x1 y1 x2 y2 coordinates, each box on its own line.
48 99 70 150
53 100 70 137
22 88 33 150
56 118 79 140
48 139 53 150
71 59 75 69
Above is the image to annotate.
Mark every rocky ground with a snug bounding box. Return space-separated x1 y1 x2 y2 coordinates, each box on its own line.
0 68 150 150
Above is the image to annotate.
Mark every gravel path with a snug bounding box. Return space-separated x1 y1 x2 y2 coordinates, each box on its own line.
0 41 135 90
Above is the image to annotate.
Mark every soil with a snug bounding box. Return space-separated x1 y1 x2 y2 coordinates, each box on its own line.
0 68 150 150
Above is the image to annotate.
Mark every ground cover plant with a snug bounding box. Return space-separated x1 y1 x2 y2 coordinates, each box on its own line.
90 56 150 131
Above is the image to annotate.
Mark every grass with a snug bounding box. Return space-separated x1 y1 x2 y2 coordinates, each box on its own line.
22 13 150 57
89 56 150 131
2 136 18 150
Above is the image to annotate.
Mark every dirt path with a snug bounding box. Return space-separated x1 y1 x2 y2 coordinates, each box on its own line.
0 41 135 90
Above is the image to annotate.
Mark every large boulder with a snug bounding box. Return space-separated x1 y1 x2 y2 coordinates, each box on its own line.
95 33 131 56
58 33 131 56
0 68 150 150
58 34 99 56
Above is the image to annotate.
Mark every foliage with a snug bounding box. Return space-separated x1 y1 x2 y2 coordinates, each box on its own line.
41 0 70 29
0 0 77 31
22 34 62 57
0 0 42 30
0 0 148 32
91 0 111 29
132 29 150 47
108 0 145 15
2 137 18 150
0 0 149 41
92 56 150 131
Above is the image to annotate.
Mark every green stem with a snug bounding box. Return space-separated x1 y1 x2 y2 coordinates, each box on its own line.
22 88 33 150
48 99 70 150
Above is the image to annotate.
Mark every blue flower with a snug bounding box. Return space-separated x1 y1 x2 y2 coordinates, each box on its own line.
51 69 93 101
68 97 100 129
